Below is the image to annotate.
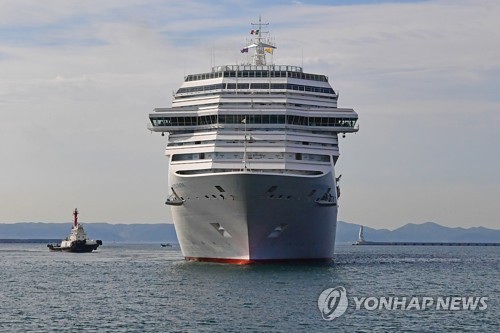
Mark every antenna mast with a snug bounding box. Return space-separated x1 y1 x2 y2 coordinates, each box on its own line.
73 208 79 227
251 16 270 65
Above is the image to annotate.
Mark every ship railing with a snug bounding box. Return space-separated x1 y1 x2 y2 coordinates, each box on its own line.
212 64 303 73
149 123 358 134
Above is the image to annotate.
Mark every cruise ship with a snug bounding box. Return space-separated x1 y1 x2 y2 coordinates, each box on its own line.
148 20 358 263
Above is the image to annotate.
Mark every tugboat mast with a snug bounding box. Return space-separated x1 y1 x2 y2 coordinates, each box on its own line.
73 208 79 227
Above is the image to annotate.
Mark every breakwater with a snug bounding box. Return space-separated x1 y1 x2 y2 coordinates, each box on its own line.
0 239 60 244
353 241 500 246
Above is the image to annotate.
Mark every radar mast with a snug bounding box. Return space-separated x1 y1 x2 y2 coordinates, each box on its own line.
242 16 276 66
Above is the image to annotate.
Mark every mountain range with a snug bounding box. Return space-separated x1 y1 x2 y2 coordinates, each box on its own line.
1 221 499 243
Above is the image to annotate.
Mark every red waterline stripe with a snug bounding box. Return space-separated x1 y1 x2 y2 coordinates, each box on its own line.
184 257 332 265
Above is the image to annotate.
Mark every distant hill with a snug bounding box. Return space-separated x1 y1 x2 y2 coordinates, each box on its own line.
0 223 177 243
0 221 498 243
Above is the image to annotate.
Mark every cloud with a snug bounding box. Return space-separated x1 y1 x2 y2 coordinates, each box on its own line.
0 0 498 228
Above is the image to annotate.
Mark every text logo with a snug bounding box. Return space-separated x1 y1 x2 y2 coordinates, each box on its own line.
318 286 489 321
353 296 488 311
317 286 348 320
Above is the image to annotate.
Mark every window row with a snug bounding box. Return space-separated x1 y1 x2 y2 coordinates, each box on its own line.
185 70 327 82
177 83 335 95
172 152 330 162
151 114 357 127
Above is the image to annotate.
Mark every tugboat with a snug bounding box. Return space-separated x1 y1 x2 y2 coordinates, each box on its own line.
47 208 102 252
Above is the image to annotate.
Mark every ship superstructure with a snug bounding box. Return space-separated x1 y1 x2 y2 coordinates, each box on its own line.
148 20 358 263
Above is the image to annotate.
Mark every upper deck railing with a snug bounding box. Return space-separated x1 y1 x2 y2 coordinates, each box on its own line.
214 65 302 73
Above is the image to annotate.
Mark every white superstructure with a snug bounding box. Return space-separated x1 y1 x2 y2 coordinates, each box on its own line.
148 20 358 263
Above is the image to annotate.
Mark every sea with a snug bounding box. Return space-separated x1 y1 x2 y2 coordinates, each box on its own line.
0 243 498 332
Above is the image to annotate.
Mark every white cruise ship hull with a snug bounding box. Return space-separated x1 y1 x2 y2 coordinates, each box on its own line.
169 171 337 263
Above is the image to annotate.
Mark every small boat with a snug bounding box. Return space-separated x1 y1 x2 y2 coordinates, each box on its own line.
161 243 172 247
47 208 102 253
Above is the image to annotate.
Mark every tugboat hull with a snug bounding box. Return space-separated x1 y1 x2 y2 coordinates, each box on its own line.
47 240 102 253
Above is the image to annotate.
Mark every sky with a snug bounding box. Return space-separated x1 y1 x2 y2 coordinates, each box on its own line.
0 0 498 229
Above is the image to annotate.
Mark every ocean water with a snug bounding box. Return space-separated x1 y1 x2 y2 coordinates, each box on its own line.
0 243 498 332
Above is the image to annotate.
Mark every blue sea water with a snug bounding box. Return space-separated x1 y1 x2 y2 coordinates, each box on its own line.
0 243 498 332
